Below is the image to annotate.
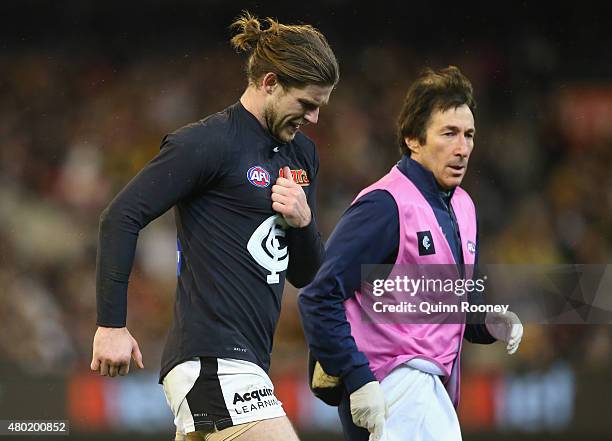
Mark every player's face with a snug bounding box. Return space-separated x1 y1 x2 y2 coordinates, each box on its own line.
264 84 333 143
408 104 475 190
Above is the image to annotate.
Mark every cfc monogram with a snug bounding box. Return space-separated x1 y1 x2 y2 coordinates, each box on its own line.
247 215 289 284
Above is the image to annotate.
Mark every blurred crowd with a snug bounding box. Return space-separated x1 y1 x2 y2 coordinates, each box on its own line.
0 34 611 393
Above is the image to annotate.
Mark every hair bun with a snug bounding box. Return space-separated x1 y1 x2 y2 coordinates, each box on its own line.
230 12 264 52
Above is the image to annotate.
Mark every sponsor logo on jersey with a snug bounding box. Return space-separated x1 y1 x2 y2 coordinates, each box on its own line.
279 167 310 186
247 166 271 188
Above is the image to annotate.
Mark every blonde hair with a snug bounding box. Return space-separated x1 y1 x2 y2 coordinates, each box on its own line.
230 12 339 88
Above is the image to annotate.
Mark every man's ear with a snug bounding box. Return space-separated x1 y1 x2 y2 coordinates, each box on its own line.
405 137 420 156
261 72 279 94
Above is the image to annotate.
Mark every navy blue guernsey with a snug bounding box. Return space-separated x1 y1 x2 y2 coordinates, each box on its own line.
96 102 324 381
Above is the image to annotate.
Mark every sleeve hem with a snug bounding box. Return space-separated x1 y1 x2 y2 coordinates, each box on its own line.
96 320 127 328
342 365 377 394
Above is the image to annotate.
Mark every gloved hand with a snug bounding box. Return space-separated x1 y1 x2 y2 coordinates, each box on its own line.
485 311 523 354
350 381 387 441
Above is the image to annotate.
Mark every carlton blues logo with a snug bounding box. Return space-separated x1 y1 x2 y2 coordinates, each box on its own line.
247 215 289 284
417 230 436 256
246 166 271 188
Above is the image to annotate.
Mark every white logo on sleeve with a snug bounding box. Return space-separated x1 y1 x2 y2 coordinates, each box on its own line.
247 215 289 284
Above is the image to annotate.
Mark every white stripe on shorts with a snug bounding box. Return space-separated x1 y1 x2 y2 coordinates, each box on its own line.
162 357 285 434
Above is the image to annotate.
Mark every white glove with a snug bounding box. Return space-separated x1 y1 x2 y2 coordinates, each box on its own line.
350 381 387 441
485 311 523 354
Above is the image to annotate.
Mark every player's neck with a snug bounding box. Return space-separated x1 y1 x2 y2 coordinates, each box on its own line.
240 86 267 129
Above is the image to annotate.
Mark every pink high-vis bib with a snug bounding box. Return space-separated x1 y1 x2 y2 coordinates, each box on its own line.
344 165 477 406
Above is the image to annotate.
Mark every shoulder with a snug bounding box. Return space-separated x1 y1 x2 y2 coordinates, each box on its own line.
293 132 318 166
354 189 396 209
168 107 234 149
160 108 238 169
453 186 477 220
453 186 475 207
352 166 407 203
332 189 399 249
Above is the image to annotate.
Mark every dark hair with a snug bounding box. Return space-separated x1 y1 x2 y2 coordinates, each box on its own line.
230 11 339 89
396 66 476 155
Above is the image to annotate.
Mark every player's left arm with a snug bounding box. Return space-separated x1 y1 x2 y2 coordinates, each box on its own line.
274 164 324 288
464 219 523 354
464 218 497 344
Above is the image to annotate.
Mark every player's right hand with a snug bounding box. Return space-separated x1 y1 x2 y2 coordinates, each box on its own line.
349 381 387 441
91 326 144 377
271 166 311 228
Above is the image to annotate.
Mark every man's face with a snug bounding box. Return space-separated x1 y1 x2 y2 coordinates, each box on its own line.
263 84 333 143
407 104 475 190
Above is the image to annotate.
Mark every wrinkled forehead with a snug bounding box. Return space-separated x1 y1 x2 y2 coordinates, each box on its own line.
428 104 475 131
287 84 333 106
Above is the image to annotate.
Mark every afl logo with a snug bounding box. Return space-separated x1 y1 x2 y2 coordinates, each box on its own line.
247 166 271 188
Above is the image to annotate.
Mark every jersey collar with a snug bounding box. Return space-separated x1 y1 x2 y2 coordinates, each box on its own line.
235 101 289 147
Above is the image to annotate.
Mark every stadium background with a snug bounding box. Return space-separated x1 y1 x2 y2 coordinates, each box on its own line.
1 1 611 440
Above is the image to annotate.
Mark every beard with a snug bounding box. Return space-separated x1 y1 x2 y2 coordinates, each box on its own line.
264 102 293 143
